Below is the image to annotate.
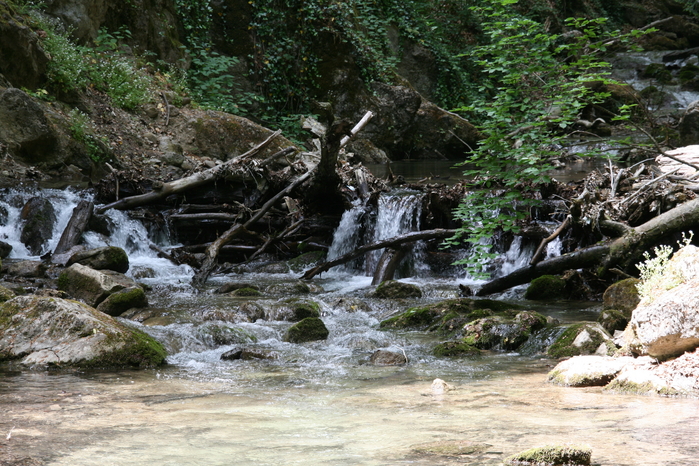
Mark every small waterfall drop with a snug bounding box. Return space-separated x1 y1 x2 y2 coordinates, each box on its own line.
327 190 425 279
0 188 192 284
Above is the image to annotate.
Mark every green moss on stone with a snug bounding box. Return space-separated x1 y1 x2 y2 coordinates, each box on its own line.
547 323 612 358
0 285 14 303
597 309 628 334
232 287 262 297
287 251 326 273
505 445 592 465
284 317 329 343
432 341 481 357
373 280 422 299
524 275 566 300
83 327 167 369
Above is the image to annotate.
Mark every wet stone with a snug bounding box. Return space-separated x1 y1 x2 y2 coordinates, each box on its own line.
369 349 407 366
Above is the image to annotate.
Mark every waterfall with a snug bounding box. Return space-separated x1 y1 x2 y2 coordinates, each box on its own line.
0 188 192 283
327 190 425 278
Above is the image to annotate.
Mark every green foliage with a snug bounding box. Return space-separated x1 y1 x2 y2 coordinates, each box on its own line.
636 231 693 302
32 16 153 110
447 0 643 277
68 109 109 162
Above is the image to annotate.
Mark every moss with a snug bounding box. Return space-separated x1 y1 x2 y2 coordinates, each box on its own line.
0 285 14 303
597 309 628 334
284 317 329 343
373 280 422 299
547 323 612 358
505 445 592 465
604 379 681 397
679 64 699 82
231 287 261 297
602 278 640 314
379 298 515 331
97 286 148 317
524 275 566 300
432 341 481 357
412 440 489 457
287 251 326 273
642 63 673 84
82 327 167 369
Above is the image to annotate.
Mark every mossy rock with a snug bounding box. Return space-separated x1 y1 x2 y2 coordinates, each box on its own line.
379 297 518 331
642 63 673 84
0 285 14 303
265 280 311 295
284 317 329 343
231 287 262 297
282 298 321 321
432 341 481 357
287 251 326 273
373 280 422 299
0 296 166 368
524 275 566 300
602 278 640 315
679 64 699 83
462 311 547 351
547 323 616 358
96 286 148 317
197 323 257 346
505 445 592 466
68 246 130 274
412 440 489 457
597 309 628 334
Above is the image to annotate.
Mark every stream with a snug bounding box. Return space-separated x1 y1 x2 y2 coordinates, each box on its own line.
1 187 699 465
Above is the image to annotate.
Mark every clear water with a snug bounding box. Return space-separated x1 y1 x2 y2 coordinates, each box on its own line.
1 189 699 465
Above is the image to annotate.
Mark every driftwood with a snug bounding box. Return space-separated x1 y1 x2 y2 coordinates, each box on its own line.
302 229 457 280
192 169 315 288
95 130 287 214
477 196 699 296
54 200 93 255
247 218 305 262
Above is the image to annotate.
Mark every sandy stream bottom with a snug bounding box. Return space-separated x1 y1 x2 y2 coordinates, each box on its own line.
1 364 699 466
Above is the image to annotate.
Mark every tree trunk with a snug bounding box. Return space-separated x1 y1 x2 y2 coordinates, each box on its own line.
476 196 699 296
371 247 408 285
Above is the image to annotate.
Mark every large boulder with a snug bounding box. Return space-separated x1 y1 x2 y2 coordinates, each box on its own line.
0 2 49 90
67 246 129 273
524 275 566 300
547 355 650 387
0 296 166 368
58 263 139 307
3 260 47 278
625 244 699 359
625 278 699 359
43 0 184 63
0 88 59 165
19 196 56 255
605 348 699 397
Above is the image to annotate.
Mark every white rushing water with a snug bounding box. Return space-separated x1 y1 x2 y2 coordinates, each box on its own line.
3 188 698 466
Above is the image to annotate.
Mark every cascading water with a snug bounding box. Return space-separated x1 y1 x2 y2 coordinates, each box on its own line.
326 190 426 279
0 187 193 285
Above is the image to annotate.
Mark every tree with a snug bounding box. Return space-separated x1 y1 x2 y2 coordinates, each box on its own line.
446 0 645 277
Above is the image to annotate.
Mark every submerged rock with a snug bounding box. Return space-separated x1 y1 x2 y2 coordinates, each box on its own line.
372 279 422 299
284 317 329 343
462 311 547 351
432 341 481 357
67 246 130 273
0 296 166 368
369 348 407 366
505 445 592 466
411 440 489 458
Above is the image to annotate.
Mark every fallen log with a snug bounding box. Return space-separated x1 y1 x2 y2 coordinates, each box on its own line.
476 196 699 296
95 130 288 214
54 200 94 255
301 229 457 280
371 246 409 285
